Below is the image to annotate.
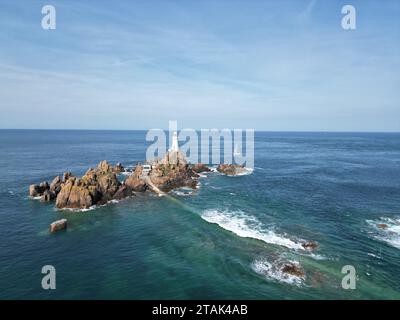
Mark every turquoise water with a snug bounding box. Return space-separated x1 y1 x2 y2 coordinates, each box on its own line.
0 130 399 299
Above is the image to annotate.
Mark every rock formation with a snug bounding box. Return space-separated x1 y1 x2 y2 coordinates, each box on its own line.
50 219 67 233
55 160 129 209
113 162 125 173
124 164 148 192
149 162 198 192
191 163 211 173
217 164 247 176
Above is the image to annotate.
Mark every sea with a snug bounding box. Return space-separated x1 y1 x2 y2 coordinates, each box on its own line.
0 130 399 299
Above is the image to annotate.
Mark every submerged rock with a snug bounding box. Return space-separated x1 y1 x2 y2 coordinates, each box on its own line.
281 263 305 278
302 241 319 250
217 164 246 176
377 223 388 229
49 219 67 233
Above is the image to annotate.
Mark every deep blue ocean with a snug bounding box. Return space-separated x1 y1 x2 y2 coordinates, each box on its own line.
0 130 399 299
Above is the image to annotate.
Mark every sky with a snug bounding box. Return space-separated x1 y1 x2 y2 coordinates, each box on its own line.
0 0 399 131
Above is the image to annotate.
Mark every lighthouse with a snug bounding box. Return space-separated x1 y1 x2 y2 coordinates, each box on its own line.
169 131 179 152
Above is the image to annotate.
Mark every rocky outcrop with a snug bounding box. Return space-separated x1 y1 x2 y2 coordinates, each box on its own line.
149 160 198 192
125 152 199 194
55 160 129 209
29 152 203 210
191 163 211 173
29 178 62 202
40 190 56 202
50 219 67 233
124 165 148 192
29 181 49 197
50 176 62 193
217 164 246 176
113 162 125 173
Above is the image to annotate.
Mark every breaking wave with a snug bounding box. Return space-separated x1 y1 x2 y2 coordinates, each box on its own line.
234 167 254 176
58 199 123 213
251 257 305 286
201 209 305 250
366 217 400 249
170 187 195 196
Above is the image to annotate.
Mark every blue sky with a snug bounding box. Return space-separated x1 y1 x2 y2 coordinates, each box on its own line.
0 0 399 131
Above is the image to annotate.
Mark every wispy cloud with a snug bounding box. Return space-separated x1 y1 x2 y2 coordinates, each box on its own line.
0 0 399 131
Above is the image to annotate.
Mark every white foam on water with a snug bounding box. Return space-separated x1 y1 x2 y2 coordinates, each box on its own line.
236 167 254 176
57 199 123 213
171 187 195 197
251 257 305 286
366 217 400 249
209 186 221 190
367 252 382 259
59 205 98 213
201 209 305 251
308 253 327 260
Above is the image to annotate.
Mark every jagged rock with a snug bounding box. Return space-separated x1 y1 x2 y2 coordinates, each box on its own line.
124 165 148 192
40 190 56 202
98 160 113 173
149 162 197 192
55 178 76 208
191 163 211 173
29 184 42 197
159 150 187 166
49 176 62 194
113 185 134 200
114 162 124 173
302 241 319 250
281 263 305 278
217 164 246 176
50 219 67 233
29 181 49 197
39 181 49 190
63 172 73 182
56 160 121 209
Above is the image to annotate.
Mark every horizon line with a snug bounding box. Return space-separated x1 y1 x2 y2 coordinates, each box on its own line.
0 128 399 134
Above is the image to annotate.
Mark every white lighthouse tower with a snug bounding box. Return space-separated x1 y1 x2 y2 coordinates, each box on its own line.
169 131 179 152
